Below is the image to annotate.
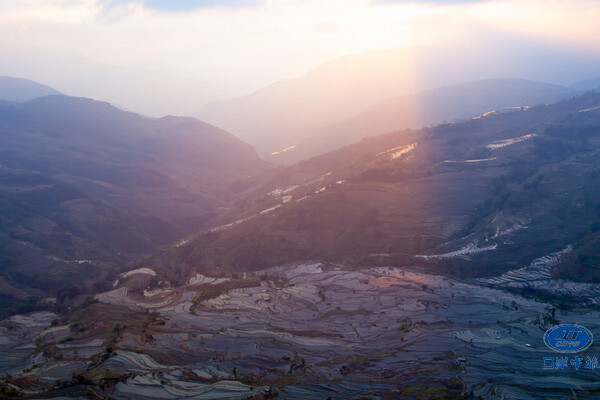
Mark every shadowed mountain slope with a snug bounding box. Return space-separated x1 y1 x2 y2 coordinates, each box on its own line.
0 94 267 314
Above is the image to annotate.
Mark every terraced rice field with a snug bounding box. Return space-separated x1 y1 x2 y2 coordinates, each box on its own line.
3 264 600 399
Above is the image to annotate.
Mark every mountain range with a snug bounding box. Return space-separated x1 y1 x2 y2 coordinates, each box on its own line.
198 39 600 158
2 69 600 398
3 73 600 313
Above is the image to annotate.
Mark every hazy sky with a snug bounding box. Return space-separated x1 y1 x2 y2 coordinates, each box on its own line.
1 0 600 95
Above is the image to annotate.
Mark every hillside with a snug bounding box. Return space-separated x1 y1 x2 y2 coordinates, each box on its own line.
273 78 574 163
0 95 267 316
152 92 600 287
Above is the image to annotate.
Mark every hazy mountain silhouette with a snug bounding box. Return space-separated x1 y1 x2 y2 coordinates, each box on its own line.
273 78 574 163
571 76 600 91
0 46 228 117
0 76 61 102
198 39 600 157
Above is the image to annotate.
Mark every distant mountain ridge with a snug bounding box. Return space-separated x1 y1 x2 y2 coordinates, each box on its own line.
0 76 61 102
273 78 575 163
571 76 600 91
0 46 228 117
198 40 600 158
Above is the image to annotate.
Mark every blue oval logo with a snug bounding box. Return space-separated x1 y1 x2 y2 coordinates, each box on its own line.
544 324 593 353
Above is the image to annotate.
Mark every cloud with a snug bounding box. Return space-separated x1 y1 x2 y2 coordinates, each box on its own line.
313 22 339 34
373 0 490 4
101 0 263 13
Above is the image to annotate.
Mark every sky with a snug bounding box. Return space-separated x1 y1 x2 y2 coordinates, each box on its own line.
1 0 600 104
